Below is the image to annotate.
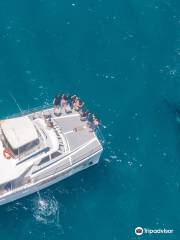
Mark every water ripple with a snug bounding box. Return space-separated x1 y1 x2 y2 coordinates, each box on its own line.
32 192 61 227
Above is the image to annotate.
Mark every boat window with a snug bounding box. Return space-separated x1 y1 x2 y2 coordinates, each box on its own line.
38 155 50 165
51 151 61 159
19 139 40 155
4 182 12 191
2 131 39 156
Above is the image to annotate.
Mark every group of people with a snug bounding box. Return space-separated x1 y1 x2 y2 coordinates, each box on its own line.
53 93 100 130
53 94 84 111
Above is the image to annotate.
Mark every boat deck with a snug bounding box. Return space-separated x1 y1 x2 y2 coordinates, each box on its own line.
29 107 103 158
53 109 102 155
0 105 103 203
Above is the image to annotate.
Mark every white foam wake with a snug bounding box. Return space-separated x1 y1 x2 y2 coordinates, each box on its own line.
32 192 61 226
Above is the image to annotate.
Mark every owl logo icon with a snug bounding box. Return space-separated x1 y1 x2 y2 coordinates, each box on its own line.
135 227 143 236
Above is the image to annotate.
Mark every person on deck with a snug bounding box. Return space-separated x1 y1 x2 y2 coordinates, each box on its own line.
88 114 100 131
64 94 72 113
93 117 100 129
73 98 84 111
61 94 68 109
53 94 61 116
53 95 61 106
70 95 77 108
80 111 90 121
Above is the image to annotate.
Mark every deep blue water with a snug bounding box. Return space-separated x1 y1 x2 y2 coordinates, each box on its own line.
0 0 180 239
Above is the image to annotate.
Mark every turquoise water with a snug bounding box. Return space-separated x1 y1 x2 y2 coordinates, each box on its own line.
0 0 180 239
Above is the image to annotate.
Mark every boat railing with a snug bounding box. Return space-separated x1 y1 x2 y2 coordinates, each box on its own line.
4 104 53 119
0 144 103 198
34 145 103 182
3 105 105 145
0 179 32 198
70 144 103 165
96 127 105 146
4 104 105 147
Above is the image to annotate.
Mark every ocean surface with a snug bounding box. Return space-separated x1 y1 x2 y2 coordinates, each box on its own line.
0 0 180 239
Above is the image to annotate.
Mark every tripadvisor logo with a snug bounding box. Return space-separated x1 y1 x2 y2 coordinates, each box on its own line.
135 226 174 236
135 227 143 236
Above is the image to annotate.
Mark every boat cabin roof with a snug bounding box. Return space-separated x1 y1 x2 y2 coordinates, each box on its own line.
1 116 39 150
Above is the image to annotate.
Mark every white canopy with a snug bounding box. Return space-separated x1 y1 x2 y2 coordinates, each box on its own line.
1 116 38 150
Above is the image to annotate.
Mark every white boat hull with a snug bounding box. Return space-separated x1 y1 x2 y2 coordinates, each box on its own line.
0 150 102 206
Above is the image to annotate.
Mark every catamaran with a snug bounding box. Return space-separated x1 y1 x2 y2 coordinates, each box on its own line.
0 98 103 205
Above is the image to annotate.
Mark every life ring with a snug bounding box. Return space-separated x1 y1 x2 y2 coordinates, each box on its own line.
3 149 11 159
